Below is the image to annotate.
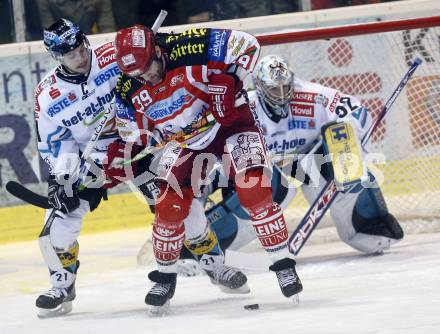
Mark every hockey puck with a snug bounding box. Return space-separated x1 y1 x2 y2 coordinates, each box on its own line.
243 303 259 310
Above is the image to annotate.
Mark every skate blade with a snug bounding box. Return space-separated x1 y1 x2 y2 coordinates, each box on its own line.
289 294 300 305
148 300 170 317
37 301 73 318
218 283 251 294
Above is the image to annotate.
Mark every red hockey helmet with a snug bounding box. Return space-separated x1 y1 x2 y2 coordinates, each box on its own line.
115 25 156 77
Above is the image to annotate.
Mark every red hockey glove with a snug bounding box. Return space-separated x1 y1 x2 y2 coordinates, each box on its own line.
102 139 143 189
208 73 244 127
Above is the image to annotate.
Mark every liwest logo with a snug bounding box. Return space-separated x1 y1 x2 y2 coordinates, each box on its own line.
48 92 79 117
147 93 193 121
62 90 114 127
94 65 120 86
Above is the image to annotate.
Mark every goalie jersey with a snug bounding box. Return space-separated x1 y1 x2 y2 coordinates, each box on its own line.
248 78 373 160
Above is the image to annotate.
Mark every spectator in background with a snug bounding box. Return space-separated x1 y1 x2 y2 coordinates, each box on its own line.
36 0 116 34
219 0 299 20
177 0 299 23
311 0 381 10
0 0 14 43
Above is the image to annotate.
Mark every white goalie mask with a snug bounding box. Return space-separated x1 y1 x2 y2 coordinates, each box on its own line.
253 55 294 118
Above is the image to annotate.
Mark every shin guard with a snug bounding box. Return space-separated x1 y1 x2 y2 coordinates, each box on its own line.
236 169 291 260
152 223 185 272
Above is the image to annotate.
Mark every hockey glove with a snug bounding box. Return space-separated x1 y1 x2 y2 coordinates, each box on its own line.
208 73 245 127
47 177 80 214
102 139 143 188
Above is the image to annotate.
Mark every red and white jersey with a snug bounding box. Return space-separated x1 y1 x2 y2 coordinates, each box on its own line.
248 79 373 158
115 28 260 150
35 42 120 176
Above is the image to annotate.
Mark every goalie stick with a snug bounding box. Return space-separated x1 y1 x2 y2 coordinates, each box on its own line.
288 58 422 256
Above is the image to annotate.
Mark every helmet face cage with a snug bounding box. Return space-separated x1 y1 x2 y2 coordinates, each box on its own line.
44 18 89 61
254 55 294 117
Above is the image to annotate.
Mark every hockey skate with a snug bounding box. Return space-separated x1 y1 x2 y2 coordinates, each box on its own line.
205 265 250 294
36 283 76 318
269 258 303 303
145 271 177 316
36 260 79 318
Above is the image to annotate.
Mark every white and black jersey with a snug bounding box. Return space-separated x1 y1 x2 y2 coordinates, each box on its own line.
35 42 120 176
248 78 373 160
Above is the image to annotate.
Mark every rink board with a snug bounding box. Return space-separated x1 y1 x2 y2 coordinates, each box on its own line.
1 155 439 244
0 192 153 244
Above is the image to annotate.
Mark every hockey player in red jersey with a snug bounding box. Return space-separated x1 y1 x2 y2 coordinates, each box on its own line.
105 25 303 310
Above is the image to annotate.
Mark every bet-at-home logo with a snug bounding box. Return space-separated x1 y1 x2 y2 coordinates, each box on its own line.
62 91 114 127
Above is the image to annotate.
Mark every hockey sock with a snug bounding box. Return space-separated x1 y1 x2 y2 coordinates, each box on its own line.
236 169 291 260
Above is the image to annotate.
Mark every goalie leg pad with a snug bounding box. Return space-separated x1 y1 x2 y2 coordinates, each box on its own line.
322 121 367 191
301 169 403 254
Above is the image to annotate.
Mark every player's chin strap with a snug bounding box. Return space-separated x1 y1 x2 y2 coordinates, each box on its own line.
38 10 169 271
288 58 422 256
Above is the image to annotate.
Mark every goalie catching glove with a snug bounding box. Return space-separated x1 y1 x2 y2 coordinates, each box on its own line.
207 73 251 126
102 139 143 188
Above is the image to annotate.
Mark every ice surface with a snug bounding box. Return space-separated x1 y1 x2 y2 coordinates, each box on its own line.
1 229 439 334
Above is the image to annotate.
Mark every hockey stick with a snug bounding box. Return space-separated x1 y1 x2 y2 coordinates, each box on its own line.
40 106 114 270
288 58 422 256
5 10 169 210
6 181 51 209
39 10 170 270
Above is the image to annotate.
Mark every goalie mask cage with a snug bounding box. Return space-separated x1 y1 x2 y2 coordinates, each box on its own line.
257 16 440 230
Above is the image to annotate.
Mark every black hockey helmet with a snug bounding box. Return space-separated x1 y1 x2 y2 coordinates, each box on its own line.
43 18 88 59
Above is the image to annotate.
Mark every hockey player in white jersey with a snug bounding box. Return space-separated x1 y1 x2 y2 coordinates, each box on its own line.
34 19 120 317
247 54 404 254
